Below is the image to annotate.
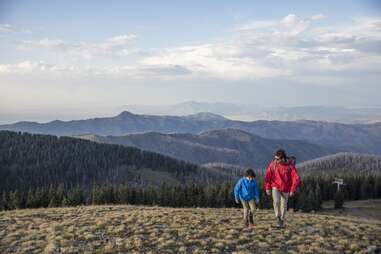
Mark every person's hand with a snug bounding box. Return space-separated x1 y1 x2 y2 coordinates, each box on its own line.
266 190 271 196
289 192 295 197
235 199 240 204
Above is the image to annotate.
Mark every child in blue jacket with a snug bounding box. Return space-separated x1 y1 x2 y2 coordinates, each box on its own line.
234 169 260 226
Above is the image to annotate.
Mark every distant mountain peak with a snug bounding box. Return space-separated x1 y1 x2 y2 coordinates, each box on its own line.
115 111 136 118
186 112 226 121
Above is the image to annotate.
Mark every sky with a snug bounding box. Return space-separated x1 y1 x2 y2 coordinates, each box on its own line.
1 0 381 122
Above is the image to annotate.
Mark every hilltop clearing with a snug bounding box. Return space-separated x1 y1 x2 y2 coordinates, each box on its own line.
0 205 380 253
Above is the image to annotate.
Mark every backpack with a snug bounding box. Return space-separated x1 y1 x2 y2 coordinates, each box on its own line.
271 158 293 182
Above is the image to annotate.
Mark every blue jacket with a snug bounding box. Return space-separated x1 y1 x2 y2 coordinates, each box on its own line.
234 177 260 202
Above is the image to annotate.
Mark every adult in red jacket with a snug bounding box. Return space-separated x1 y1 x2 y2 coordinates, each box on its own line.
265 149 300 228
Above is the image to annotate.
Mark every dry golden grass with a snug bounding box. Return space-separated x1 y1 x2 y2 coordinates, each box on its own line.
0 205 380 253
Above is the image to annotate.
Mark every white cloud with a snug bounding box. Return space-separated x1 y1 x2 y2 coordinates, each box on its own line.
238 20 276 31
0 24 18 33
5 14 381 84
140 44 289 80
280 14 310 36
70 34 138 58
231 14 381 82
17 38 67 50
141 14 322 80
99 34 137 50
0 24 32 34
2 14 381 110
310 14 325 21
0 60 140 79
0 61 85 74
16 34 138 58
0 61 52 73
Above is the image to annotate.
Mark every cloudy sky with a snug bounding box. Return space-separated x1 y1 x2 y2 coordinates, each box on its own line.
1 1 381 122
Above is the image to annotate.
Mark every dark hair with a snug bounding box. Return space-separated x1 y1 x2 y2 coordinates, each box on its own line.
275 149 286 159
245 169 256 178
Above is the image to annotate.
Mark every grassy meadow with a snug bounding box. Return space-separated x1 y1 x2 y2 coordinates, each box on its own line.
0 205 381 253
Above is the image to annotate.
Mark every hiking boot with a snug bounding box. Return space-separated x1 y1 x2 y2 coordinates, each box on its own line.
279 219 284 228
244 218 249 227
249 214 254 226
276 217 282 228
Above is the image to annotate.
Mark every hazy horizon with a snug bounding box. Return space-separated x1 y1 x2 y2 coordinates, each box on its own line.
1 0 381 120
1 100 381 124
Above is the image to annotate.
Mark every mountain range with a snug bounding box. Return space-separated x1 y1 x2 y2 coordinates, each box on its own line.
120 101 381 123
3 101 381 125
1 111 381 154
76 128 336 168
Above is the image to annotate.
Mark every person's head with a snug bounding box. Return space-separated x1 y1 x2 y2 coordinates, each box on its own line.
245 169 256 180
288 156 296 165
275 149 287 161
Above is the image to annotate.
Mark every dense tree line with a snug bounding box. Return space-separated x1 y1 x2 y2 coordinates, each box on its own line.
1 174 380 212
0 131 228 192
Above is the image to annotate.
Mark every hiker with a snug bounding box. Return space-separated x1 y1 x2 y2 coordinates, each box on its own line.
265 149 300 228
234 169 260 227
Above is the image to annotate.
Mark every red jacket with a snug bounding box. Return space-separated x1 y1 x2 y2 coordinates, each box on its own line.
265 160 301 193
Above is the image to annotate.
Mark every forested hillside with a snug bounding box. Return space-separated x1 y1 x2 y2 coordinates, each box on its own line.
77 129 335 168
1 131 381 213
0 131 229 193
298 152 381 175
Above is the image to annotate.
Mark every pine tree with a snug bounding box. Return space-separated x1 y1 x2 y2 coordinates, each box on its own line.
48 185 65 208
360 179 368 200
62 196 71 207
66 185 85 206
159 183 170 206
222 182 233 208
0 192 7 210
132 188 138 204
334 190 344 209
116 185 129 204
26 189 36 208
144 187 157 206
374 177 381 199
9 190 23 209
297 185 315 212
197 186 207 208
314 183 322 211
91 185 102 205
